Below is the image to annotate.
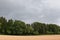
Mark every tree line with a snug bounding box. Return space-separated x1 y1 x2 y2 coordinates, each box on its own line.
0 17 60 35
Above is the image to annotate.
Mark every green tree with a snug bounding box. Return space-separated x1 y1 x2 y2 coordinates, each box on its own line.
13 20 26 35
25 24 34 35
47 24 59 34
0 17 60 35
7 19 14 34
0 17 7 34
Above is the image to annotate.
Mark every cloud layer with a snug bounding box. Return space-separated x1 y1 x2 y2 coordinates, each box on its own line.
0 0 60 25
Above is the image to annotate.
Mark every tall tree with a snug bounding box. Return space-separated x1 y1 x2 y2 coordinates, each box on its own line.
25 24 34 35
0 17 7 34
13 20 26 35
7 19 14 34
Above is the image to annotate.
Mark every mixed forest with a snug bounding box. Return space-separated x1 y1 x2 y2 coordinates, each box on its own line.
0 17 60 35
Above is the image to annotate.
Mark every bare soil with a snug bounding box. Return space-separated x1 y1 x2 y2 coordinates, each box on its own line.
0 35 60 40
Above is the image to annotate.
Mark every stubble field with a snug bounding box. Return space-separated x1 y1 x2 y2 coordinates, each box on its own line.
0 35 60 40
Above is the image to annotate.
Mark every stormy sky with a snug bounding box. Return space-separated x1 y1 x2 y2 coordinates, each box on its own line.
0 0 60 25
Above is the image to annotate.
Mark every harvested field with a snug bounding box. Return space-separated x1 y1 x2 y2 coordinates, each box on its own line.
0 35 60 40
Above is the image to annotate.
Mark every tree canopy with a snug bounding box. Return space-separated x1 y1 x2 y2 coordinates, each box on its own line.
0 17 60 35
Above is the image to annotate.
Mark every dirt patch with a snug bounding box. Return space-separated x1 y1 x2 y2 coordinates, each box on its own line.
0 35 60 40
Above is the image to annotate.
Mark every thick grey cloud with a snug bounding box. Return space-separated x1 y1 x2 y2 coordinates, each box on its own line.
0 0 60 25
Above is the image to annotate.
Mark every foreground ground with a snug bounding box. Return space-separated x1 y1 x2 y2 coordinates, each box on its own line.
0 35 60 40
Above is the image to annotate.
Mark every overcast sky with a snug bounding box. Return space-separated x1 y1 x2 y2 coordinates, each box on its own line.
0 0 60 25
